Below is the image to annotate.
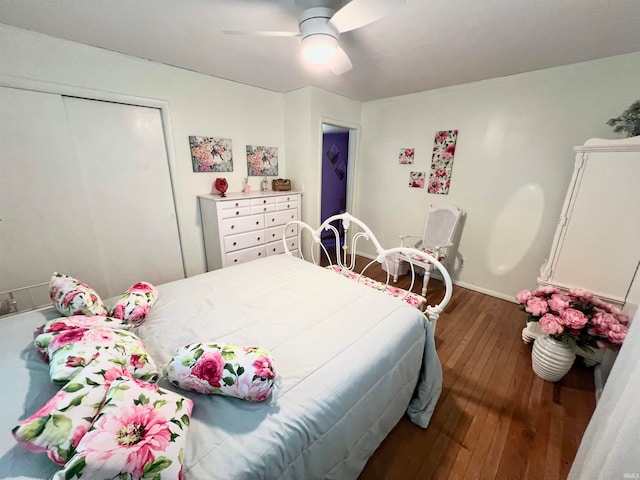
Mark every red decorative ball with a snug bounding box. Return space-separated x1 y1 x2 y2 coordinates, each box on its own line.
214 178 228 197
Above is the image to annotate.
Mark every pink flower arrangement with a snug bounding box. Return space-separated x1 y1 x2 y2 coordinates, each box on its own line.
516 286 629 350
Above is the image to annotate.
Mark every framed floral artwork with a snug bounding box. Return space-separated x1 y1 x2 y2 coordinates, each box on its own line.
428 129 458 194
399 148 415 164
246 145 279 176
409 171 425 188
189 136 233 173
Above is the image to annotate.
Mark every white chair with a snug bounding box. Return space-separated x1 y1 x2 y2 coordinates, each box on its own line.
394 204 464 297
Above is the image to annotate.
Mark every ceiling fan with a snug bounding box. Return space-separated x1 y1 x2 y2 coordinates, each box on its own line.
223 0 406 75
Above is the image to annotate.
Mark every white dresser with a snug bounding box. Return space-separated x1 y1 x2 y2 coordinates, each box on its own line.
198 191 301 270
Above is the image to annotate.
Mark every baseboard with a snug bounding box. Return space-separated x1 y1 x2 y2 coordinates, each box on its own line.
452 281 517 303
356 250 517 304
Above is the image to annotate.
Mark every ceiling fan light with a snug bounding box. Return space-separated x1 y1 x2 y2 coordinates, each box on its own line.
302 34 337 64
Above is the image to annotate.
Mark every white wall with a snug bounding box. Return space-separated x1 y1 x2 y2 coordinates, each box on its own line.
356 53 640 300
0 24 286 278
285 87 362 228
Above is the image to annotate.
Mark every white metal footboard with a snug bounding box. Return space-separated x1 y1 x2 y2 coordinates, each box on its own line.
283 212 452 325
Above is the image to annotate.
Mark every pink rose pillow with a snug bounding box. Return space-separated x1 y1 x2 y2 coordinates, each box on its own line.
54 376 193 480
109 282 158 327
38 315 131 335
12 354 131 465
33 327 159 384
165 342 276 402
49 273 108 317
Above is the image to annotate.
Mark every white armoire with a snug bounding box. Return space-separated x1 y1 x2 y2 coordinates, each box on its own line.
538 137 640 308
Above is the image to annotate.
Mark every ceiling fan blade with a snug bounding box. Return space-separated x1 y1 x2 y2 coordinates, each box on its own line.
222 30 300 37
329 0 406 33
329 46 353 75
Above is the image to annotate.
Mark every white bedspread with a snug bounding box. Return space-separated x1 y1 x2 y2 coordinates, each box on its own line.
0 255 442 480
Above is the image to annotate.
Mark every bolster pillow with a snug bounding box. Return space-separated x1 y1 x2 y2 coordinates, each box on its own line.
165 342 276 402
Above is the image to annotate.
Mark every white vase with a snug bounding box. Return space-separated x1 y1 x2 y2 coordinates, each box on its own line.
531 335 576 382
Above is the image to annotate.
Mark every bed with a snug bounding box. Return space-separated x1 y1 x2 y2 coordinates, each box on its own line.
0 213 451 480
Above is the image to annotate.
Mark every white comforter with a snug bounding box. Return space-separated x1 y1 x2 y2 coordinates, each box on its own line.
0 255 442 480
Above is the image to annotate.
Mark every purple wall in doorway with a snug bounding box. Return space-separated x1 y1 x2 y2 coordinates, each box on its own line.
321 131 349 249
321 131 349 222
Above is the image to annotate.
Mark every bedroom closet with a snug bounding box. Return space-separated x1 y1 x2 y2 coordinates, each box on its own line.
0 85 185 306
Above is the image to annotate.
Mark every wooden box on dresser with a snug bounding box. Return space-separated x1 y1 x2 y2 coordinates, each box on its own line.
198 191 301 270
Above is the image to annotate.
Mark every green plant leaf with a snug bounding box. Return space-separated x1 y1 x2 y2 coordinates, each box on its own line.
13 415 50 441
64 456 86 480
143 456 172 475
63 383 85 393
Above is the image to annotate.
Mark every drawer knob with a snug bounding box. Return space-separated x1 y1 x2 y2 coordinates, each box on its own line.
235 202 239 207
272 248 276 252
272 233 275 237
263 200 267 204
256 221 259 225
231 225 235 229
258 252 262 256
263 207 266 211
234 259 238 263
287 204 290 208
257 237 261 241
233 242 237 246
235 211 240 216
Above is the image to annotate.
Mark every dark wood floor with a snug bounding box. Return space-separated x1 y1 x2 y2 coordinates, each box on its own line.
351 258 596 480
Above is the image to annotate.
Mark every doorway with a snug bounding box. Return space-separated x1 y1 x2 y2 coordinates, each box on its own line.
320 124 350 250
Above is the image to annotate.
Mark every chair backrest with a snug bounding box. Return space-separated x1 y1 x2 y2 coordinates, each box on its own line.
422 204 463 249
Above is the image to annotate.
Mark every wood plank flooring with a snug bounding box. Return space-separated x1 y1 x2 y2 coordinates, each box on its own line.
350 259 596 480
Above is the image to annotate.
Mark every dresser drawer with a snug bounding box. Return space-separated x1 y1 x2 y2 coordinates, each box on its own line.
224 230 266 252
225 244 266 266
251 204 277 215
266 209 298 227
221 214 264 235
276 200 298 211
266 236 298 256
219 198 251 210
265 224 297 243
276 194 299 204
219 206 252 219
251 197 276 207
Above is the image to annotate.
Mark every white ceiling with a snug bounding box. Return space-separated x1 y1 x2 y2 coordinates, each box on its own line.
1 0 639 101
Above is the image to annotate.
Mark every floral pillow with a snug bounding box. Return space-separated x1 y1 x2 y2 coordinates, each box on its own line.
38 315 131 335
12 354 131 465
49 273 108 317
165 342 276 402
109 281 158 327
54 376 194 480
34 327 159 384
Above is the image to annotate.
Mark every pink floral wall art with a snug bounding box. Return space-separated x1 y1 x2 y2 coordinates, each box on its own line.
246 145 279 176
428 129 458 194
399 148 415 164
409 171 425 188
189 136 233 173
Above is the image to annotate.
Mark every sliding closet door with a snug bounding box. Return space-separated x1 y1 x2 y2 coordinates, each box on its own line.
0 86 184 300
62 97 184 295
0 87 100 295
